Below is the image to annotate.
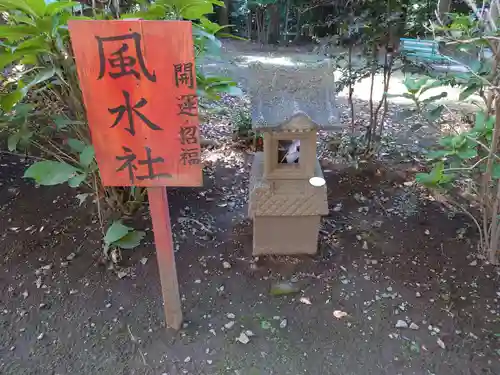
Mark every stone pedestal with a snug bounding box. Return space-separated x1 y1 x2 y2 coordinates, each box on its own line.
253 216 321 255
248 152 328 255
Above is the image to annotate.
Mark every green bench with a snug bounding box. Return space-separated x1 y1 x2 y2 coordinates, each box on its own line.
400 38 453 66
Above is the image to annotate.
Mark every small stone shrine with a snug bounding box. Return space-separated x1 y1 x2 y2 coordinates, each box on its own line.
248 61 340 255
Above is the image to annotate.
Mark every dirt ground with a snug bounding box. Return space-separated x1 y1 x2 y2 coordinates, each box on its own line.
1 42 500 375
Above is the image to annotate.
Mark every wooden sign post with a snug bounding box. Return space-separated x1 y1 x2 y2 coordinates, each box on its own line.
68 20 202 330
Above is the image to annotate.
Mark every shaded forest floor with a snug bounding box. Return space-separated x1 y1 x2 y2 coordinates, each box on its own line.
0 41 499 375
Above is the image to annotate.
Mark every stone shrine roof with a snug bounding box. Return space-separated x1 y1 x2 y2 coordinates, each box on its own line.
248 61 341 131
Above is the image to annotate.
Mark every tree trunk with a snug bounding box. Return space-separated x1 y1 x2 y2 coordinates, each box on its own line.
256 8 261 43
256 7 266 44
294 11 301 43
437 0 451 24
267 4 280 44
218 0 230 26
284 0 290 44
247 11 252 39
438 0 451 17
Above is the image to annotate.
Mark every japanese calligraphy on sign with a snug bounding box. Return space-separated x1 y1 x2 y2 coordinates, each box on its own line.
68 20 202 187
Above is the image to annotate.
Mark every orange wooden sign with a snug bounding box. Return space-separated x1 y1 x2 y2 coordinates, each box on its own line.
68 20 202 187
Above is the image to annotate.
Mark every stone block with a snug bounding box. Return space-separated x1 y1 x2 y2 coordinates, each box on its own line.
253 216 321 255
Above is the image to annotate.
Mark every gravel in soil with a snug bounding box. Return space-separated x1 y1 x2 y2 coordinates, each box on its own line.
1 145 499 375
1 42 499 375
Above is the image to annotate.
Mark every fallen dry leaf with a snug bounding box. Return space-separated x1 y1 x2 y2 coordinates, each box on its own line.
300 297 312 305
333 310 348 319
270 281 299 296
437 338 446 350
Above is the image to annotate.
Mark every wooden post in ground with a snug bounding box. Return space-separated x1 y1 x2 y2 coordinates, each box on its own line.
147 187 182 330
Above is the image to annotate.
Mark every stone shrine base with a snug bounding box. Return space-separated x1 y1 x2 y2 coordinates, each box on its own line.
252 215 321 255
248 152 328 256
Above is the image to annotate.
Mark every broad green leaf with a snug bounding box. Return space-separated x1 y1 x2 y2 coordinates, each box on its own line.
0 89 25 112
217 32 247 40
425 105 444 122
12 103 34 117
419 80 444 95
182 3 213 20
45 0 79 15
67 15 93 21
486 132 493 144
7 133 21 152
20 54 38 65
16 35 51 52
17 44 53 55
459 83 480 101
26 67 57 88
121 11 163 20
474 111 486 131
199 16 223 34
23 160 79 185
79 145 95 167
426 150 449 160
451 135 466 149
114 230 146 249
415 172 436 186
202 75 234 85
422 92 448 105
205 84 243 96
52 116 85 131
0 51 25 71
432 162 446 178
25 0 46 16
457 148 478 159
206 80 237 90
0 46 53 71
121 4 166 20
9 12 37 26
53 11 72 34
67 138 86 152
19 130 33 148
439 135 454 148
35 16 54 34
0 25 39 41
439 173 455 185
416 162 446 187
68 172 87 187
193 26 221 45
0 0 38 18
209 0 224 6
194 29 222 55
468 60 482 73
104 221 131 245
404 76 428 94
492 164 500 179
0 68 53 111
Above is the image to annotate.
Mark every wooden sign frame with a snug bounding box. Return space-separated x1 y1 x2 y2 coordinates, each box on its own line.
69 20 202 329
